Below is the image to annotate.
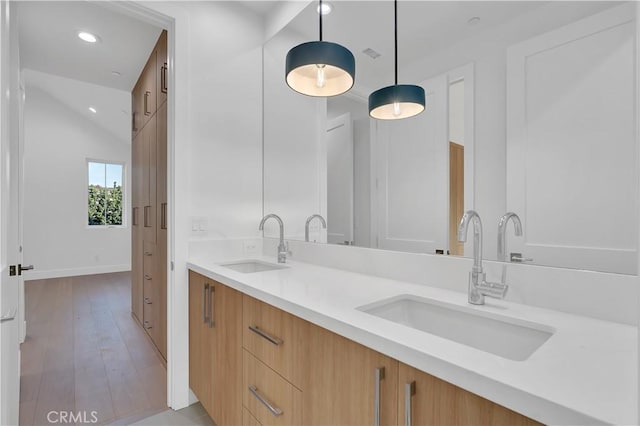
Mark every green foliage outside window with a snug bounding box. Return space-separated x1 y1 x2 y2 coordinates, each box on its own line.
88 183 123 226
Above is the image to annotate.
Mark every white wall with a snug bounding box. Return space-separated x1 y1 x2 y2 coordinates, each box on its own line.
22 79 131 280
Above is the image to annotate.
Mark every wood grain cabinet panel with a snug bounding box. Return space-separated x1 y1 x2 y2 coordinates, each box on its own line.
131 31 167 358
243 350 302 426
242 296 303 385
243 408 262 426
398 362 542 426
300 321 398 425
156 30 168 107
189 272 242 426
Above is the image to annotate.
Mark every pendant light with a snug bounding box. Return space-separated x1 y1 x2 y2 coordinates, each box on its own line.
285 0 355 97
369 0 425 120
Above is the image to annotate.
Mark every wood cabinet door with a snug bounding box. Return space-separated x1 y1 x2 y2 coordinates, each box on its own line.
142 114 156 243
156 30 168 107
189 271 213 415
210 280 243 426
140 50 157 129
397 362 541 426
301 322 398 425
155 102 167 358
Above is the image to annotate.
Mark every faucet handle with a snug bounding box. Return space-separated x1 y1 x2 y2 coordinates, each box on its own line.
510 252 533 263
477 280 509 299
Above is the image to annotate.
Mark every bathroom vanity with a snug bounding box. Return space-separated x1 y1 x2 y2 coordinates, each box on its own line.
187 255 636 425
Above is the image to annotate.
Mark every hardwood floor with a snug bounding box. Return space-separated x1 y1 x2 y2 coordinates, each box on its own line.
20 272 167 425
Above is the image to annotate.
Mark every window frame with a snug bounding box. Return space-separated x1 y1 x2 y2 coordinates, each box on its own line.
86 158 127 229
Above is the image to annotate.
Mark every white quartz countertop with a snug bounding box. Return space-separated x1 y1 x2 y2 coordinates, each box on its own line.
188 255 637 425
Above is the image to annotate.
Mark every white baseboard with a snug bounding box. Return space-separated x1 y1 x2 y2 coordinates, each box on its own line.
24 264 131 281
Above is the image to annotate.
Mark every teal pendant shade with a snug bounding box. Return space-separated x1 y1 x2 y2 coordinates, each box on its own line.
369 0 425 120
369 84 425 120
286 41 355 97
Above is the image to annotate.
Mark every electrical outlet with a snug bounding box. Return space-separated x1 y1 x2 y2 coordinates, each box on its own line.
243 241 258 256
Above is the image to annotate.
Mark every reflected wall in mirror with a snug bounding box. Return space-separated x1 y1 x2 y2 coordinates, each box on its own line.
263 1 637 274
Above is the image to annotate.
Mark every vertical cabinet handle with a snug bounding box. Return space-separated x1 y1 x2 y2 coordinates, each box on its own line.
144 91 151 115
144 206 151 227
161 203 167 230
203 283 209 324
132 112 137 132
132 207 138 226
404 381 416 426
208 285 215 328
161 63 168 94
374 367 385 426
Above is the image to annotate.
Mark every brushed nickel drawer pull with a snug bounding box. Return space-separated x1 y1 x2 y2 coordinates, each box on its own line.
248 385 283 417
144 251 152 256
143 321 152 330
248 325 283 346
144 297 152 305
144 274 152 280
404 381 416 426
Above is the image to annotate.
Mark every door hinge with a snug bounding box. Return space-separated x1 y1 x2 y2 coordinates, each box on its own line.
9 265 16 276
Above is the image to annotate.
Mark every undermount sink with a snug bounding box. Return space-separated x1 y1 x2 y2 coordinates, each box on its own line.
219 260 287 273
358 295 554 361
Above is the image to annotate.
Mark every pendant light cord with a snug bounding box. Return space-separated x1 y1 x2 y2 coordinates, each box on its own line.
319 0 323 41
394 0 398 85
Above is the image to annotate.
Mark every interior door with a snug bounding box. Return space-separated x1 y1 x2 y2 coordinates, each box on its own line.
0 1 22 423
372 73 448 253
506 4 636 273
326 113 353 245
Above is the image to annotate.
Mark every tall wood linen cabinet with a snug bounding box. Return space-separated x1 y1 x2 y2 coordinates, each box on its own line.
131 30 168 359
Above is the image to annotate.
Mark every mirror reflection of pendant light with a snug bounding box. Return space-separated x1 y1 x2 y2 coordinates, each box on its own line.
285 0 355 97
369 0 425 120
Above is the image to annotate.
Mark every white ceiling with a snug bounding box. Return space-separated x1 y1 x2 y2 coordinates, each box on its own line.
17 1 164 145
24 69 132 144
285 1 623 95
18 1 163 92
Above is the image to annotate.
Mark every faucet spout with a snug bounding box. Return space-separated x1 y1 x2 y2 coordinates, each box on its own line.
497 212 522 262
259 214 287 263
305 214 327 242
458 210 483 273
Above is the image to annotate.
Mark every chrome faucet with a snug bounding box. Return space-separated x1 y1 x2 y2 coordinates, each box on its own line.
304 214 327 242
497 212 522 262
458 210 508 305
259 214 287 263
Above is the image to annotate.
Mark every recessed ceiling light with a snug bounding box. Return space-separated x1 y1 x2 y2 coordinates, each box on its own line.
317 2 332 15
89 107 97 114
468 17 481 26
78 31 99 43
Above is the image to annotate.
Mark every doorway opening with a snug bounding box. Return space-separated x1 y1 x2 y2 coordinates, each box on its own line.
16 2 172 424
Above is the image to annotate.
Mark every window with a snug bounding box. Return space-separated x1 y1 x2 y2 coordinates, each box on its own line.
88 161 124 226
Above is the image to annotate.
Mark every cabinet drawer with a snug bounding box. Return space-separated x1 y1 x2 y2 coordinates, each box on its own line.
243 408 262 426
243 350 301 426
143 242 155 276
243 296 302 385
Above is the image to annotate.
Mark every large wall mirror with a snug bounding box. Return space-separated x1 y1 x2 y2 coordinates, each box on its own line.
263 1 637 275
